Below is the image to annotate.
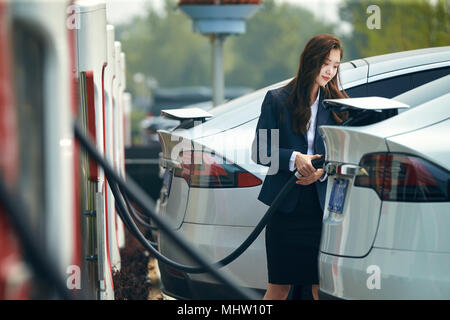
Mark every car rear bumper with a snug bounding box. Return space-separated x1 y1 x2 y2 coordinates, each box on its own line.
157 222 267 298
319 247 450 299
159 263 264 300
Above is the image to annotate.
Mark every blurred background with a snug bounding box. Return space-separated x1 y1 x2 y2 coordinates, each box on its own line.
106 0 449 145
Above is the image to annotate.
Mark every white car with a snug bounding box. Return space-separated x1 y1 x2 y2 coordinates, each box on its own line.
156 47 450 299
318 75 450 300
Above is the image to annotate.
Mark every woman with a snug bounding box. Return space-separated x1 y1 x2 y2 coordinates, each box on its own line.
252 34 348 300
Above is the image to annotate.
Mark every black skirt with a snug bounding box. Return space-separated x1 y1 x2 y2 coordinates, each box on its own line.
265 183 323 285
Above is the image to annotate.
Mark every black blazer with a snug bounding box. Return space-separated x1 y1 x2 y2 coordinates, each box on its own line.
251 85 337 213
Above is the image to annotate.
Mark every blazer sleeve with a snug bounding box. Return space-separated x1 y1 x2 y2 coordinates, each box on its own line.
251 90 295 174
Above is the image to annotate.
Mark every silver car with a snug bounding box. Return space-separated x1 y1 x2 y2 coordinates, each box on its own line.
156 47 450 299
318 74 450 300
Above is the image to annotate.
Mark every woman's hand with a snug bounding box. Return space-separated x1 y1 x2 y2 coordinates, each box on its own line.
294 153 322 177
296 169 324 186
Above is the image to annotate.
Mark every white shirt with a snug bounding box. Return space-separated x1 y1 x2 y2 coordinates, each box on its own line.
289 89 327 182
307 88 320 155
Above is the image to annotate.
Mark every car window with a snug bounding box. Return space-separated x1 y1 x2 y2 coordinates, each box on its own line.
411 66 450 88
367 74 411 98
344 84 367 98
362 65 450 123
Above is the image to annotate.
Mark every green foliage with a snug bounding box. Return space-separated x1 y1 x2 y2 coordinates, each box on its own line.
116 0 335 94
339 0 450 58
116 0 210 94
225 0 336 88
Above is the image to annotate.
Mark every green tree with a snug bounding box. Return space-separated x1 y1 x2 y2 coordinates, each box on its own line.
117 0 211 94
117 0 336 95
339 0 450 58
225 0 336 88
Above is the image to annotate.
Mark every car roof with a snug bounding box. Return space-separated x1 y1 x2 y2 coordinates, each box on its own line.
364 46 450 78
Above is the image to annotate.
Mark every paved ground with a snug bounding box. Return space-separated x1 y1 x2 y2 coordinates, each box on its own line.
147 257 163 300
147 257 176 300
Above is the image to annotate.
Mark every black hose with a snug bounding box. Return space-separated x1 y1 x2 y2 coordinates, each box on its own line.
117 183 158 247
112 173 297 274
122 188 158 231
74 121 324 298
112 155 323 273
116 176 293 269
74 122 259 300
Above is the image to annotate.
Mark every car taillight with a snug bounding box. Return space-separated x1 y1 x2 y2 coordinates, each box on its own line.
173 151 262 188
355 152 450 202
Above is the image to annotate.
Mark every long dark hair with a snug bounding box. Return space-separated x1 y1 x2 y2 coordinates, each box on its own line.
283 34 348 135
